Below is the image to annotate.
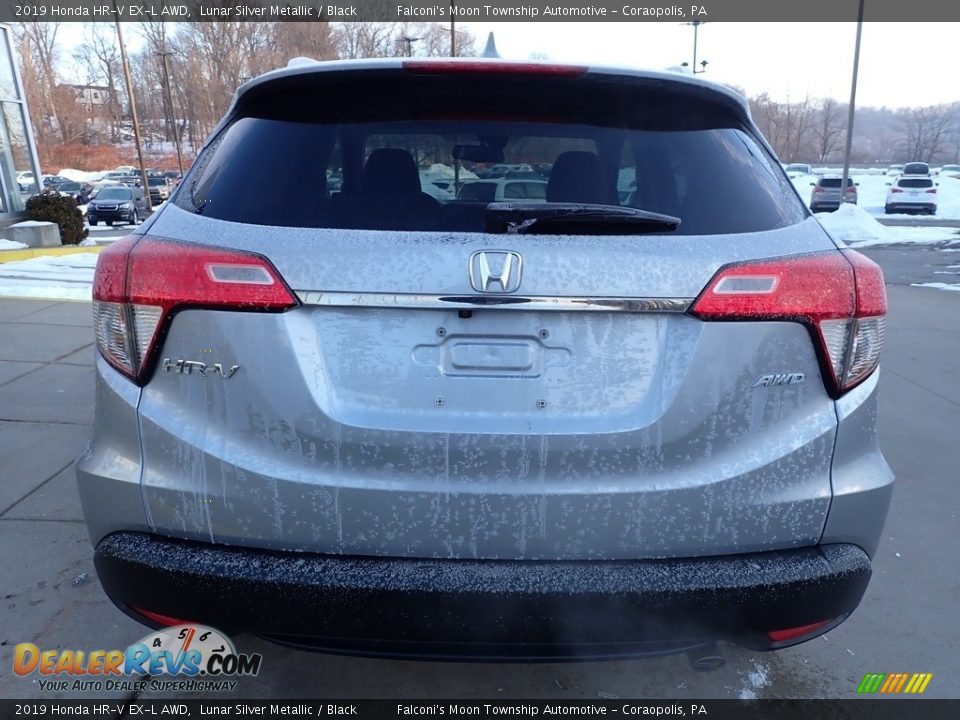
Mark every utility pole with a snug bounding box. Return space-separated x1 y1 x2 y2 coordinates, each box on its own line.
450 0 457 57
840 0 865 204
114 9 152 212
401 36 420 58
685 21 708 73
158 49 184 175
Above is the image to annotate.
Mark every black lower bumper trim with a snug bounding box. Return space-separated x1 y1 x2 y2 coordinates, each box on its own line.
95 533 871 659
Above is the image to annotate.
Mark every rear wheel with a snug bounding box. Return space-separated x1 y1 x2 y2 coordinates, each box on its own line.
132 210 139 225
89 220 98 226
106 221 113 226
884 206 893 214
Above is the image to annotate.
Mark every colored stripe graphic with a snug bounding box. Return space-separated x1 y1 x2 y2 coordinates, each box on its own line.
858 673 932 694
857 674 885 693
905 673 933 694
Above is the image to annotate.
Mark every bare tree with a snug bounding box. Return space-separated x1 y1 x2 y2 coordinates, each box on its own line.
331 22 476 59
13 22 67 144
898 104 954 163
813 97 846 162
331 22 402 59
74 23 125 142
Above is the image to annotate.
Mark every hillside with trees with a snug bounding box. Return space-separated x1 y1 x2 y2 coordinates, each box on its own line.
11 21 960 171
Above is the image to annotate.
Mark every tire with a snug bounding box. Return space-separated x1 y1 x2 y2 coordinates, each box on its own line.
132 210 139 225
106 221 113 226
89 220 98 226
884 206 893 214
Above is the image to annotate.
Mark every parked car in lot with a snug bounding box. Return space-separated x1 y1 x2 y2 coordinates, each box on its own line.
56 181 93 205
103 171 135 184
16 170 36 191
902 162 930 176
88 180 126 200
146 176 172 205
886 164 905 176
80 59 892 662
457 178 548 201
809 175 858 212
41 174 69 188
937 164 960 179
885 175 938 214
784 163 813 178
85 185 147 225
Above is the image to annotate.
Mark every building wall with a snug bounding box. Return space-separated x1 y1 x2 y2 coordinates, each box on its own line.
0 23 42 226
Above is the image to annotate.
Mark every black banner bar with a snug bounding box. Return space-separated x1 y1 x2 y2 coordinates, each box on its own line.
1 700 959 720
1 0 959 23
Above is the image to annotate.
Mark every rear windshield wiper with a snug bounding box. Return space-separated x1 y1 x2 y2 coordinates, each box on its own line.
484 202 681 235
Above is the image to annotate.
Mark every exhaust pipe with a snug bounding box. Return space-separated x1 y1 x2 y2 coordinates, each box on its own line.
687 642 725 671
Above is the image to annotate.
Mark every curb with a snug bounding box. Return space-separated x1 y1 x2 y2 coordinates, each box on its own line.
0 245 105 264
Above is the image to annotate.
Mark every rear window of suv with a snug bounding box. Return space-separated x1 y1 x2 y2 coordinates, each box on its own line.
898 178 934 188
819 178 855 188
180 70 806 235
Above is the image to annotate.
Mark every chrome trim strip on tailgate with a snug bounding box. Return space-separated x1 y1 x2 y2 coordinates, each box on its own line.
295 291 693 313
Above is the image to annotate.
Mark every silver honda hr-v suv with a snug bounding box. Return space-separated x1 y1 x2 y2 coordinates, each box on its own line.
77 59 893 661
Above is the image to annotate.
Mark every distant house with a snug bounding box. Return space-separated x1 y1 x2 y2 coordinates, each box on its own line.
60 83 118 128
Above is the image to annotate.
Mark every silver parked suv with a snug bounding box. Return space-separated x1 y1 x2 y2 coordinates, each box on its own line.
78 59 893 661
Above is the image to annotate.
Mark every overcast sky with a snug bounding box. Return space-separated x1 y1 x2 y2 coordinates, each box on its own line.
56 21 958 109
460 22 958 108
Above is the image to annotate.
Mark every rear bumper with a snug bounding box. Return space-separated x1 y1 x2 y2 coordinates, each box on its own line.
885 202 936 213
87 209 134 222
95 532 872 660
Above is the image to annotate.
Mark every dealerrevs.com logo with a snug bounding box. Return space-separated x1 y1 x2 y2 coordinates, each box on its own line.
14 625 262 693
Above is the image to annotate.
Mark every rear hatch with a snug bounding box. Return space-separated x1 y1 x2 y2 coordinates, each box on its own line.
128 64 849 560
815 177 856 203
893 176 935 203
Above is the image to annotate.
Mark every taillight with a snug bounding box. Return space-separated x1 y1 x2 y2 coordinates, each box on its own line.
890 187 903 193
689 251 887 397
765 618 837 646
926 188 937 194
92 235 297 384
813 186 824 193
132 607 196 627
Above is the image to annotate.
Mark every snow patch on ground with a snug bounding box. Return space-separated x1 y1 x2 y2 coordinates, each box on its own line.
0 239 28 250
816 203 892 245
738 661 770 700
0 253 98 301
58 168 102 183
11 220 54 228
912 282 960 292
816 203 959 247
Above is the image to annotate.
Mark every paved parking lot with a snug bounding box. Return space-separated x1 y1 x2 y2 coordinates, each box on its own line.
1 246 958 700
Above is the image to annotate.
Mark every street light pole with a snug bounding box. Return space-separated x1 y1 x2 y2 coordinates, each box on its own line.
114 8 152 212
840 0 865 204
158 49 184 176
450 0 457 57
685 21 708 74
692 21 699 71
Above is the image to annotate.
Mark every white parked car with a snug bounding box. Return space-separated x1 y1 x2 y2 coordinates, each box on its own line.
885 164 905 177
938 164 960 179
784 163 813 179
16 171 38 191
885 175 937 215
457 178 548 202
